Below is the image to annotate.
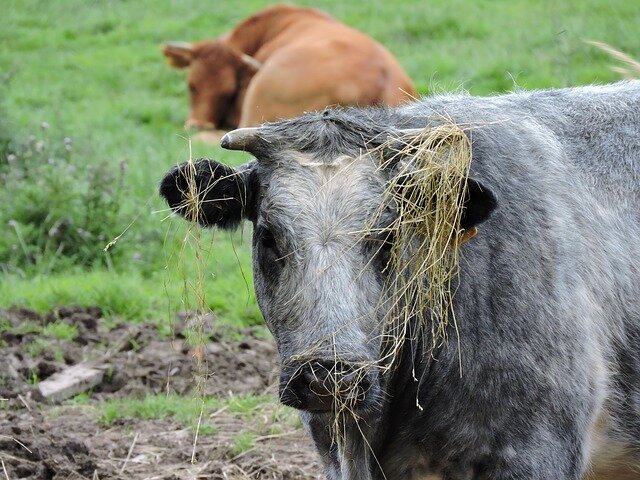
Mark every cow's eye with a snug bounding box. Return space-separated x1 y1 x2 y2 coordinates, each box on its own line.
257 226 281 257
188 82 197 94
368 230 395 272
256 226 285 278
260 228 277 250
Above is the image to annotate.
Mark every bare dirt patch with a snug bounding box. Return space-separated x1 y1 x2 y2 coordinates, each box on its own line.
0 307 323 479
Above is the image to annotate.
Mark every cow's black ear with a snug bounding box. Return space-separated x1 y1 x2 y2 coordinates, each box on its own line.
159 159 257 229
460 178 497 230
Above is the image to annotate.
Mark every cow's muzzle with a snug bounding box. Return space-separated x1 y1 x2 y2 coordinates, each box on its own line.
279 359 380 413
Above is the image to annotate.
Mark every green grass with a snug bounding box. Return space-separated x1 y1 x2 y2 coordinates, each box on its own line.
97 393 275 424
0 316 76 340
0 243 261 327
225 394 274 414
99 394 216 429
1 0 639 325
97 393 276 435
42 321 78 341
231 432 257 456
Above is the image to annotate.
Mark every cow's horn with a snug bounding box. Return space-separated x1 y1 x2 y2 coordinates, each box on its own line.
164 41 193 52
241 54 262 70
220 128 265 154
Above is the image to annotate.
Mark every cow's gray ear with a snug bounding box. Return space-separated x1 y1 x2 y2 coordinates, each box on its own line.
461 178 497 230
160 159 257 229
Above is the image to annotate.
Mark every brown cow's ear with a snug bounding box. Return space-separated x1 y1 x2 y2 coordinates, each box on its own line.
163 42 194 69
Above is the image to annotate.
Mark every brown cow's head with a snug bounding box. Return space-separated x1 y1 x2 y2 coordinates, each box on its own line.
163 41 261 130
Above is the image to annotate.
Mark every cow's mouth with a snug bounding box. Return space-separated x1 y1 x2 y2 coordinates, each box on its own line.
278 360 381 414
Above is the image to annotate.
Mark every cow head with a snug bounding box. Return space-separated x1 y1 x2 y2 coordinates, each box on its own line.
163 40 261 130
159 110 497 417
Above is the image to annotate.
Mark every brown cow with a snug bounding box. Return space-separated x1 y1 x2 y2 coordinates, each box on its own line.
163 4 416 138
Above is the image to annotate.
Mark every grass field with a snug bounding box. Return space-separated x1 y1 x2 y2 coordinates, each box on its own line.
1 0 639 326
1 3 639 478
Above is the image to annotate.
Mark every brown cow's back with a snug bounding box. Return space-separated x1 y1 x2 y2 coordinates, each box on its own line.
227 7 415 126
250 18 414 102
165 4 416 131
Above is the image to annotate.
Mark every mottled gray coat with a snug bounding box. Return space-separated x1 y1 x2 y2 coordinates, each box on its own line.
160 81 640 479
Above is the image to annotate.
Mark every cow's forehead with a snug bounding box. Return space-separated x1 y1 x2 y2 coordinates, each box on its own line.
278 150 363 173
257 150 383 228
254 108 396 163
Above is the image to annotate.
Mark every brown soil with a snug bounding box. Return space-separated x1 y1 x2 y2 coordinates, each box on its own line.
0 307 323 479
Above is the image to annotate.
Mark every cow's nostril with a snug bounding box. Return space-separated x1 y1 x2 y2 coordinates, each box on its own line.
280 359 376 412
303 364 333 397
341 371 358 388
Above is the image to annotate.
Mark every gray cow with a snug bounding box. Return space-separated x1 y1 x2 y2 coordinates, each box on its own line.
160 81 640 480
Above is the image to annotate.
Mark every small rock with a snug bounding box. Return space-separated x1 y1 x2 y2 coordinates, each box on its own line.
38 363 106 402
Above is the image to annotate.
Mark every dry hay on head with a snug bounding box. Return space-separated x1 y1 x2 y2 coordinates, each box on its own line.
367 120 475 376
321 120 475 448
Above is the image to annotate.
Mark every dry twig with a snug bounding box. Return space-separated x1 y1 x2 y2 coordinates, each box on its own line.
16 395 31 412
119 432 139 475
1 459 10 480
0 436 32 454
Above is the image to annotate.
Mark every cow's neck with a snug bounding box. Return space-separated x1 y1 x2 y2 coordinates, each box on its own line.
369 327 433 477
223 70 253 129
345 330 431 479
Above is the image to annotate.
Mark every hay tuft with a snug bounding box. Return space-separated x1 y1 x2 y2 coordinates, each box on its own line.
162 152 217 463
586 40 640 79
325 120 475 456
368 121 474 375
